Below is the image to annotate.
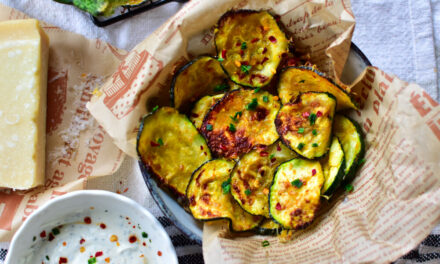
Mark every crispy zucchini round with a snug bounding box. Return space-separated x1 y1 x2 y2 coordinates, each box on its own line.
201 89 280 158
333 115 365 182
269 158 324 229
137 107 212 196
278 67 358 111
275 92 336 159
230 142 296 217
171 56 230 112
190 94 225 130
186 159 262 232
320 136 345 197
214 10 289 87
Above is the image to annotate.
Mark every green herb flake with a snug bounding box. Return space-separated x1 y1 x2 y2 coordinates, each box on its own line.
359 158 366 165
253 87 261 93
262 240 270 247
214 83 229 92
88 257 97 264
299 80 305 83
222 179 231 194
206 124 213 131
46 256 50 260
230 111 242 122
152 105 159 112
245 189 252 196
142 232 148 238
246 98 258 110
33 236 36 241
297 127 305 134
241 42 247 50
269 153 275 159
229 123 236 132
52 228 60 236
297 142 305 150
345 184 354 193
309 113 317 125
157 138 164 146
263 95 269 102
240 65 251 75
312 129 317 136
291 179 303 188
218 57 224 62
312 143 318 147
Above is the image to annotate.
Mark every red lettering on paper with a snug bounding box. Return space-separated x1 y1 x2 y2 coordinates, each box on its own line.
0 193 24 231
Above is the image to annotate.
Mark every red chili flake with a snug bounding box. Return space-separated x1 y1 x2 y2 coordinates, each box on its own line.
150 141 160 147
143 242 146 246
240 49 244 56
123 188 129 193
219 144 228 151
133 225 136 229
59 257 68 263
236 41 241 47
40 231 46 238
200 145 204 150
271 158 277 163
260 151 269 157
84 217 92 224
269 36 277 43
312 169 317 176
242 61 249 66
261 57 269 64
316 111 322 117
129 235 137 243
221 49 227 59
275 203 282 210
126 217 130 220
157 251 162 257
302 112 310 118
95 251 103 257
190 113 199 118
79 238 85 244
100 223 106 229
287 58 299 66
262 47 267 54
277 144 282 151
251 38 259 43
48 233 55 241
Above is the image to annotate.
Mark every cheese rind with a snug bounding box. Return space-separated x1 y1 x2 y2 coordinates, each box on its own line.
0 19 49 189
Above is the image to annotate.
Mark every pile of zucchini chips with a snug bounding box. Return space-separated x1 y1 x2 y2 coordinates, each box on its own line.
137 10 365 235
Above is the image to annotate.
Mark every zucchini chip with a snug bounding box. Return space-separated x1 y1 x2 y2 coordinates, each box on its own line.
215 10 289 87
201 89 280 158
187 159 262 231
278 67 358 111
333 115 365 181
230 142 296 217
256 218 282 236
137 107 212 196
190 94 225 130
275 92 336 159
320 136 345 197
171 56 230 111
269 159 324 229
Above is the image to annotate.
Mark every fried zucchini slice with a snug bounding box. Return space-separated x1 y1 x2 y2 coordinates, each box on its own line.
215 10 289 87
171 56 230 111
256 218 282 235
333 115 365 181
320 136 345 197
187 159 262 231
137 107 212 196
201 89 280 158
230 141 296 217
275 92 336 159
190 94 225 130
278 67 358 111
269 159 324 229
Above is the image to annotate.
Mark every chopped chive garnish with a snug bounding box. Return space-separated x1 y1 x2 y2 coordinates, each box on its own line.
241 65 251 74
269 153 275 159
52 228 60 235
157 138 164 146
312 143 318 147
222 179 231 194
142 232 148 238
254 87 261 93
263 95 269 102
214 83 229 92
33 236 36 241
291 179 303 188
246 98 258 110
299 80 305 83
241 42 247 50
245 189 252 196
297 142 305 150
262 240 270 247
46 256 50 260
152 105 159 112
230 111 242 122
309 113 317 125
312 129 317 136
345 184 354 192
218 57 224 62
206 124 213 131
297 127 305 134
229 123 236 132
88 257 97 264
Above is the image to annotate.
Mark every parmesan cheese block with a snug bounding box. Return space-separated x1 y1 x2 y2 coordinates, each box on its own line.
0 19 49 189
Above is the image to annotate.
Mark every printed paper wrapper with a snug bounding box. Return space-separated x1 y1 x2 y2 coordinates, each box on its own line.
0 5 126 242
87 0 440 262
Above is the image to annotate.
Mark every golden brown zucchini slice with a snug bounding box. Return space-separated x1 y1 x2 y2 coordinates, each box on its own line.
275 92 336 159
190 94 225 130
230 142 296 217
278 67 358 111
215 10 289 87
269 159 324 229
320 136 345 197
187 159 262 231
333 115 365 182
256 218 282 235
137 107 212 196
201 89 280 159
171 56 230 111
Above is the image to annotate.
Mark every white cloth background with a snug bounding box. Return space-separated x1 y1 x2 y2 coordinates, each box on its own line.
0 0 439 263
